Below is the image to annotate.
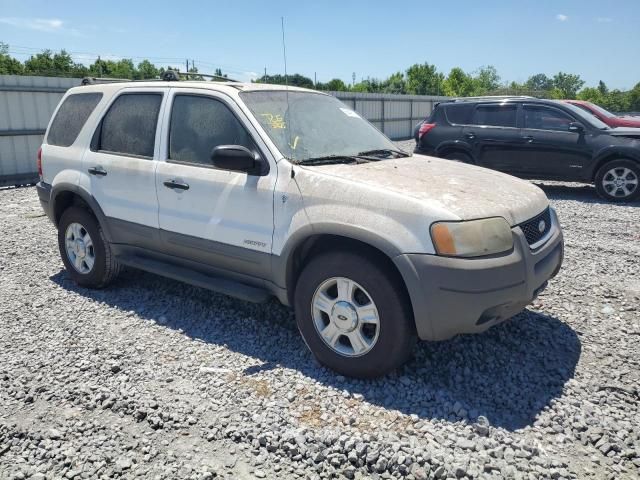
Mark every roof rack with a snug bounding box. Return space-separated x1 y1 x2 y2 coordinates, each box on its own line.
81 70 240 86
448 95 534 103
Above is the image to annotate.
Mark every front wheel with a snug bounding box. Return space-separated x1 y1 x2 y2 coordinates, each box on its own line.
294 251 416 378
595 159 640 202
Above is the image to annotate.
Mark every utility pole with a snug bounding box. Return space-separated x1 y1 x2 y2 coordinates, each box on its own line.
264 66 267 80
185 59 189 73
314 72 317 88
352 72 356 86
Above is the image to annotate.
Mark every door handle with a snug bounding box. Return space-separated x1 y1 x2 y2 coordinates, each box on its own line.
465 132 476 140
523 136 534 143
163 179 190 191
88 166 107 176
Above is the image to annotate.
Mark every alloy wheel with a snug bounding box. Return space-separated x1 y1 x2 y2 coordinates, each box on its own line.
311 277 380 357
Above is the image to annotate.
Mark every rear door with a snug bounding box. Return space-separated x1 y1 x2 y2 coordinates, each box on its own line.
519 104 593 179
83 88 166 243
463 103 525 173
154 88 276 280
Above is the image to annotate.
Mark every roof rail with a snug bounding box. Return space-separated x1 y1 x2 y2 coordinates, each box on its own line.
449 95 534 103
81 77 131 85
80 70 240 86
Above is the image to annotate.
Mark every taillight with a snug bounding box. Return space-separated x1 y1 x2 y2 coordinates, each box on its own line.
37 146 43 180
418 123 436 139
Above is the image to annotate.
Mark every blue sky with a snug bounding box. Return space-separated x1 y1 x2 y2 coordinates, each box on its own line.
1 0 639 89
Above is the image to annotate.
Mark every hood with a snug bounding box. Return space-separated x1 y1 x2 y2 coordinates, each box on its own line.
607 127 640 137
299 155 549 226
612 117 640 128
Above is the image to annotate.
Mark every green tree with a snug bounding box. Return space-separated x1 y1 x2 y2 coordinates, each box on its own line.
0 42 24 74
136 60 159 79
629 82 640 111
381 72 406 94
577 87 604 104
472 65 501 94
324 78 348 91
443 67 474 97
525 73 554 92
405 62 444 95
597 80 608 96
255 73 314 88
552 72 585 99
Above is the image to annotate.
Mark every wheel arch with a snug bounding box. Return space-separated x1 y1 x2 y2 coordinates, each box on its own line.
590 149 640 181
51 183 113 242
275 225 408 307
435 140 474 160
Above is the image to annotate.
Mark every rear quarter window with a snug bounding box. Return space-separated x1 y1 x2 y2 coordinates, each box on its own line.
47 93 103 147
444 104 474 125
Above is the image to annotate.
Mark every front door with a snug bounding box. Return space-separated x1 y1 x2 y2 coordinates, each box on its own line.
83 89 166 244
519 104 593 179
154 89 276 280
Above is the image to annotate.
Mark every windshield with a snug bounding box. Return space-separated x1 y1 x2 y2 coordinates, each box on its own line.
240 90 399 163
583 102 616 119
556 101 610 130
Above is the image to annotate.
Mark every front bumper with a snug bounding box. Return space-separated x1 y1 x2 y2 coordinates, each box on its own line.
395 208 564 341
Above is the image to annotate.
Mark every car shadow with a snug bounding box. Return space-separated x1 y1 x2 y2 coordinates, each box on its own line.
50 268 581 431
533 181 639 206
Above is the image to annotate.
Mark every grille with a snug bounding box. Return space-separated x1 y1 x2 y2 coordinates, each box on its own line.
519 208 552 247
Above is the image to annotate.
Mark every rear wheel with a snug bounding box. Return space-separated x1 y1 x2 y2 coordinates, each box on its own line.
294 250 416 378
595 159 640 202
443 151 473 164
58 207 121 288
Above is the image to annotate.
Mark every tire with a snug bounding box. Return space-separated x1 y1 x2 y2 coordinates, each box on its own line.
443 151 473 164
595 159 640 202
294 250 416 378
57 206 121 288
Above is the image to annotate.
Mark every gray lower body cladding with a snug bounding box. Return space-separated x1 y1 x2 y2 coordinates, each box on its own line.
395 211 564 341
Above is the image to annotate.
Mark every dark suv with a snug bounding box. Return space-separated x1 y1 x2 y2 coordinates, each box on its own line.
414 96 640 201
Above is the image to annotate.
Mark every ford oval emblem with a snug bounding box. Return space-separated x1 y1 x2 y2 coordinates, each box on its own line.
538 220 546 233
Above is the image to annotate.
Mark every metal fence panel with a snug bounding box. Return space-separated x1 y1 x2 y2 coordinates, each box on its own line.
330 91 448 140
0 75 80 186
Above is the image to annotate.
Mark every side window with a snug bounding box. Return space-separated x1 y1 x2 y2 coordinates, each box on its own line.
47 93 103 147
445 104 474 125
169 95 253 166
95 93 162 158
524 106 573 131
472 104 518 128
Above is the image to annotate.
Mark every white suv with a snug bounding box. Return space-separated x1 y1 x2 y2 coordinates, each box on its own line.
36 78 564 378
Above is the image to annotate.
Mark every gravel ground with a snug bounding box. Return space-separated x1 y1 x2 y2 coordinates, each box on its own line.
1 145 639 479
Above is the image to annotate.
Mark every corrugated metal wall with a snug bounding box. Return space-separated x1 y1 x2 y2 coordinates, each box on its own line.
0 75 447 187
331 91 449 140
0 75 80 187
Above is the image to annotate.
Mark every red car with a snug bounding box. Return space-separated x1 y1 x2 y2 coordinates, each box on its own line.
563 100 640 128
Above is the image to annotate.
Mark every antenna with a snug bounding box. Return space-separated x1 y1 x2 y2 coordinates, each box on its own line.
281 16 293 159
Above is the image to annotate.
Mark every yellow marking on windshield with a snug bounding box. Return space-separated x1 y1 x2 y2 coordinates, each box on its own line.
289 136 300 150
260 113 286 129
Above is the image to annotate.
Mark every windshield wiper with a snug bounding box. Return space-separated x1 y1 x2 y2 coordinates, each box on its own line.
356 148 410 158
299 155 371 166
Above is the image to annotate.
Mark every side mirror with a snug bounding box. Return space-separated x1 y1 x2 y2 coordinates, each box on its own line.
568 122 585 133
211 145 257 173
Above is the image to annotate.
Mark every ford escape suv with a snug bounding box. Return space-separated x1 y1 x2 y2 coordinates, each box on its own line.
37 79 564 378
415 96 640 202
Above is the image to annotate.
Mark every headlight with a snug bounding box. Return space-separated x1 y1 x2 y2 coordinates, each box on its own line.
430 217 513 257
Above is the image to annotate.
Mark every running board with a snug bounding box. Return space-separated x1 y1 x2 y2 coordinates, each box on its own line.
117 255 271 303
